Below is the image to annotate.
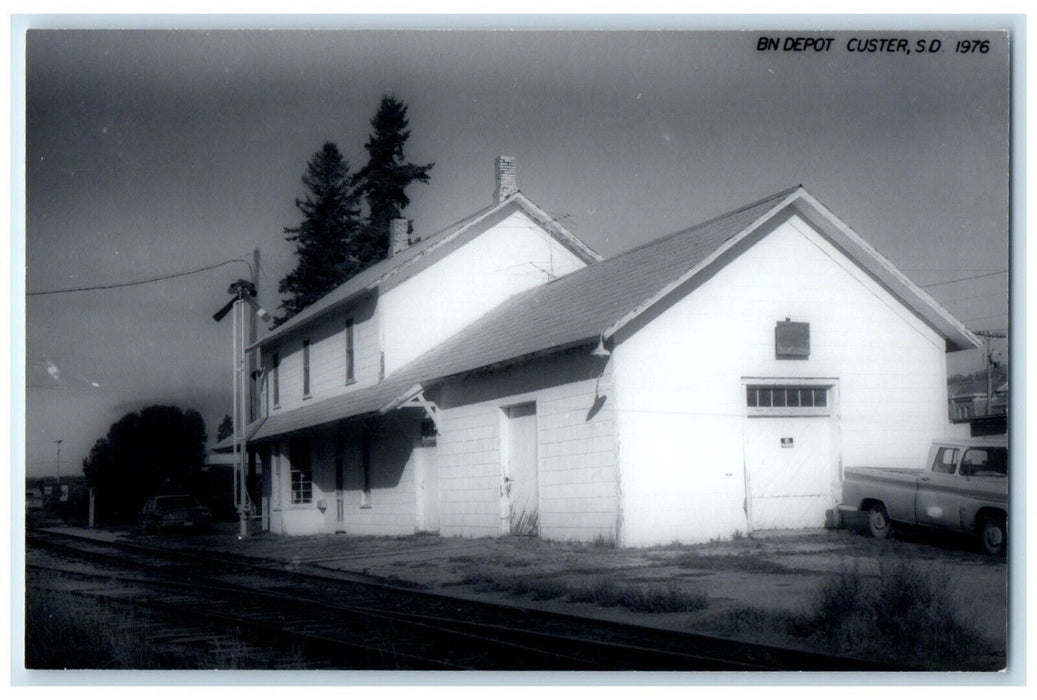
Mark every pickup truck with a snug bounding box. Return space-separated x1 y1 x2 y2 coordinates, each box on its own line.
839 436 1008 555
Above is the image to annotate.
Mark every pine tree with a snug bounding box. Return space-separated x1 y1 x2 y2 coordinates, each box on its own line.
276 142 364 324
216 414 234 443
355 94 434 267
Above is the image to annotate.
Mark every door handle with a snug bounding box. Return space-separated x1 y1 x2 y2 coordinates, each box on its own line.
920 477 931 482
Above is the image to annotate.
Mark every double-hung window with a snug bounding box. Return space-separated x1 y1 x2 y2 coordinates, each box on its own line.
302 339 311 398
345 319 355 384
271 352 280 407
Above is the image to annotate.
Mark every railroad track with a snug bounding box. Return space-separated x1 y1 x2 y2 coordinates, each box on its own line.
26 528 917 671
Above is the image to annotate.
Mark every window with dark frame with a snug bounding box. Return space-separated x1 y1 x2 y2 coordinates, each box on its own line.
302 339 311 397
746 385 828 409
345 319 355 384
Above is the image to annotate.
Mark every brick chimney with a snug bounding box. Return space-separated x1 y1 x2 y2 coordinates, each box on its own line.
388 218 409 257
495 156 517 203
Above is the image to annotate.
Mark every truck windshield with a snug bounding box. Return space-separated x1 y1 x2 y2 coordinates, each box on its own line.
960 448 1008 477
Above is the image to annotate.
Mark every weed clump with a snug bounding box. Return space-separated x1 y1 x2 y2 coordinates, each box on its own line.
462 572 708 613
566 577 709 614
807 559 995 669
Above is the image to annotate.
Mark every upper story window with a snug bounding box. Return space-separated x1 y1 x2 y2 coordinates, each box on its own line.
345 319 355 384
271 352 280 407
302 339 311 397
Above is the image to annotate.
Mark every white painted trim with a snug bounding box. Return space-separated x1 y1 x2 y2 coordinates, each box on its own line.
792 189 980 350
741 376 843 533
603 191 799 341
786 216 945 352
511 193 603 263
603 187 980 352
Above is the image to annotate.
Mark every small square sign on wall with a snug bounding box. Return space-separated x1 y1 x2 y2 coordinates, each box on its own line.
781 437 794 448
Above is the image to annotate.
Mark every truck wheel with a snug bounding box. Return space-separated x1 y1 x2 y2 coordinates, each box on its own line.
867 505 892 540
980 516 1006 556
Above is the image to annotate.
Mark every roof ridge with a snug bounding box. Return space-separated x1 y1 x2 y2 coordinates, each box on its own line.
600 184 803 263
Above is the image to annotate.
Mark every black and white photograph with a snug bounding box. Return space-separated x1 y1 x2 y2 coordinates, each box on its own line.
18 20 1014 678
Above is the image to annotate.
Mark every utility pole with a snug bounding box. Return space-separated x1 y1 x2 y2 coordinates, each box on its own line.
974 330 1007 415
55 439 62 485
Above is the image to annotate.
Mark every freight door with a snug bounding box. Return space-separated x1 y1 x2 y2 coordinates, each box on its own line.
744 415 833 530
504 402 539 535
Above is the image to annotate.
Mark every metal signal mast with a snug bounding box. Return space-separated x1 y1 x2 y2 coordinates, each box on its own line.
213 276 271 538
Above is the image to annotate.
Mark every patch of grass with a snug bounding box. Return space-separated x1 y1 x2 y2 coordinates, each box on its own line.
26 587 152 669
709 560 1000 670
566 577 709 614
460 573 567 600
668 552 792 574
461 572 707 613
708 606 800 638
25 587 312 670
446 555 477 564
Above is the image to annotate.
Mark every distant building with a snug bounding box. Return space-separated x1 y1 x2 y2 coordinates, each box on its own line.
222 160 980 545
949 379 1008 436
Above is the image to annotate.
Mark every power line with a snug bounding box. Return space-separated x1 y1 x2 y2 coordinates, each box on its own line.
27 258 254 296
963 312 1009 323
937 290 1008 304
921 270 1008 289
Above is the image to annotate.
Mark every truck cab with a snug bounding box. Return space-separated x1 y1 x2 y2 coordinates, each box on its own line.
841 436 1007 555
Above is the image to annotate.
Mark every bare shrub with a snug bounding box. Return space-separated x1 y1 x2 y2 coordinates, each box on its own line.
806 559 993 669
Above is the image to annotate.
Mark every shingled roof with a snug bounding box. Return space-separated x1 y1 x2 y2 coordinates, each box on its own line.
255 192 600 349
251 185 979 441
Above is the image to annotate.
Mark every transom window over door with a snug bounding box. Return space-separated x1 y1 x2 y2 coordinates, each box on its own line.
746 384 831 416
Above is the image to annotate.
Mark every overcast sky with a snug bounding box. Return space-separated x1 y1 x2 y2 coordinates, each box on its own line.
21 28 1010 478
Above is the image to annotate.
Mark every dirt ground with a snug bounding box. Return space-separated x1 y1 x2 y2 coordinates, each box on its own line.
103 521 1009 654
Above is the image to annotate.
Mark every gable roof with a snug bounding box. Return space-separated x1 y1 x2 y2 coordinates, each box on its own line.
250 185 981 441
380 185 979 388
254 192 601 349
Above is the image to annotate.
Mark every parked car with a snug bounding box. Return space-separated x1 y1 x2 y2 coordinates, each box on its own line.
138 494 213 534
839 436 1008 555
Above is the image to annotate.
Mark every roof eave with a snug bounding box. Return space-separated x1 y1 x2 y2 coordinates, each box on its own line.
601 186 981 353
602 188 802 342
790 190 982 352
